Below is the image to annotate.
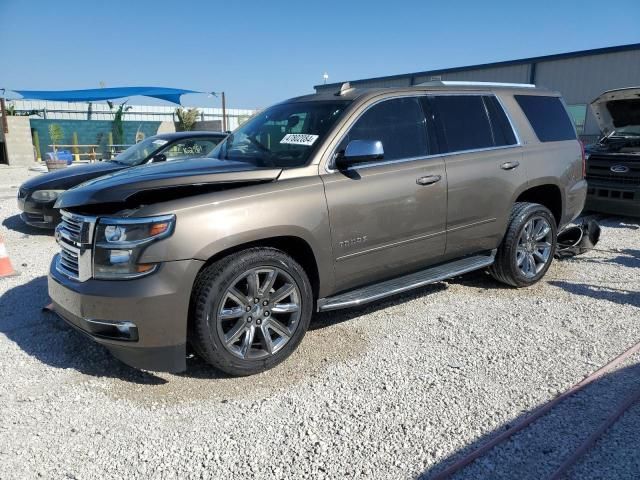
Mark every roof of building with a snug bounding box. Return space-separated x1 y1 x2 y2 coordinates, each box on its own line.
315 43 640 90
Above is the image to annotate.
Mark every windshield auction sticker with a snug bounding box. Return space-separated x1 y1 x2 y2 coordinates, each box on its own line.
280 134 319 146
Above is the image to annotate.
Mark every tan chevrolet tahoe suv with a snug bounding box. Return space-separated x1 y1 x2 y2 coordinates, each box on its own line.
49 81 587 376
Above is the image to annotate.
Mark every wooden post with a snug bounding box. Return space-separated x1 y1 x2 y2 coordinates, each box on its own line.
221 91 227 132
0 98 8 134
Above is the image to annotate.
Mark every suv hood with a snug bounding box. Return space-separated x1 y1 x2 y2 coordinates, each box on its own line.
590 87 640 134
55 157 282 209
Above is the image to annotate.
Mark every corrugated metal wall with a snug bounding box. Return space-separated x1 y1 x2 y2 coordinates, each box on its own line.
417 63 531 84
535 49 640 134
315 47 640 135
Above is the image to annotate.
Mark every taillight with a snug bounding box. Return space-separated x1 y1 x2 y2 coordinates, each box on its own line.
579 140 586 179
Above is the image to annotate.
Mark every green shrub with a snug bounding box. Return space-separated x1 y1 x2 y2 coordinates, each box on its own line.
48 124 64 159
107 101 132 145
176 107 200 131
72 132 80 157
32 130 42 161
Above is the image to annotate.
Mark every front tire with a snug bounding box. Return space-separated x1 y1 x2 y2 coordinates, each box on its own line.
190 248 313 376
490 202 557 287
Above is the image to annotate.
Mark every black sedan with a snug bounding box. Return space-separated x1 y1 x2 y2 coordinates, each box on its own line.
18 131 227 229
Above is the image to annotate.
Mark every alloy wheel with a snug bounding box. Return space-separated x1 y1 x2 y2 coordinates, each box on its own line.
516 216 553 278
216 267 302 360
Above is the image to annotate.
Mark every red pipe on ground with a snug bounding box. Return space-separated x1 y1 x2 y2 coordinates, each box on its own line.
432 340 640 480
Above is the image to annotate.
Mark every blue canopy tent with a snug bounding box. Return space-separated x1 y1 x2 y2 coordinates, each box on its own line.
4 86 209 104
0 86 228 164
0 86 228 133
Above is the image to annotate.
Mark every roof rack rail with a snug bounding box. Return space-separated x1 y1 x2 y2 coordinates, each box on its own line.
416 80 536 88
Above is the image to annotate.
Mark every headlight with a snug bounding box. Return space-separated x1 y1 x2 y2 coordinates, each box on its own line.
31 190 65 202
93 214 175 279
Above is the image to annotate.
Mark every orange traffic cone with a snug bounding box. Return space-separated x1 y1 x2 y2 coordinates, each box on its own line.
0 234 17 278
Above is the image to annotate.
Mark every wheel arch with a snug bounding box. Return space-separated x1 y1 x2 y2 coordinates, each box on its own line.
514 182 563 227
192 234 323 299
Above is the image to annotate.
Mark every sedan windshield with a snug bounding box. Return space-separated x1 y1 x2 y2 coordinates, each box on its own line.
113 136 224 166
113 137 170 166
209 100 350 168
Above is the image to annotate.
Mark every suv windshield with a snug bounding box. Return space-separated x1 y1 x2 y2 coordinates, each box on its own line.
113 137 171 166
209 100 350 168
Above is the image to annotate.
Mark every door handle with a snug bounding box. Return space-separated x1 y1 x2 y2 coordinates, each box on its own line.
500 161 520 171
416 175 442 186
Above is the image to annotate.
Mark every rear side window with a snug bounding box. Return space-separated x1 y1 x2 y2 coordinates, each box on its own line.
514 95 576 142
339 97 428 161
430 95 495 152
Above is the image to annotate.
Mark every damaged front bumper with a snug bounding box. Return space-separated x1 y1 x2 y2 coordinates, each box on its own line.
555 220 601 259
48 255 204 372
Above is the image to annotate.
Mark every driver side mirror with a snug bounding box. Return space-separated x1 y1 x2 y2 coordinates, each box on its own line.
152 153 167 163
334 140 384 170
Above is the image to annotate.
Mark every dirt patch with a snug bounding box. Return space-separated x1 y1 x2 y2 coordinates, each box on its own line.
106 320 369 405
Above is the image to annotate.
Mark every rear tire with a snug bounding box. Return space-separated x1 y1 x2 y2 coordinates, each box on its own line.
490 202 557 287
190 248 313 376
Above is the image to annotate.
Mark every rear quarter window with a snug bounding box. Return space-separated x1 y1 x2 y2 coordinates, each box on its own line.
485 96 517 146
514 95 576 142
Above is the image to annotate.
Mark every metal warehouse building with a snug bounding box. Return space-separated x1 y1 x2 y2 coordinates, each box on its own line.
314 43 640 140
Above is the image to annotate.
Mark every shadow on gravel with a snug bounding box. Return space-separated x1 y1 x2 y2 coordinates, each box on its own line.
445 269 510 290
1 214 54 237
564 248 640 269
590 215 640 230
311 282 449 331
419 362 640 480
549 281 640 309
0 276 166 385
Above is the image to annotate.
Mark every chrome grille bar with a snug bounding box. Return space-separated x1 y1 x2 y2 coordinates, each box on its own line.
55 210 96 282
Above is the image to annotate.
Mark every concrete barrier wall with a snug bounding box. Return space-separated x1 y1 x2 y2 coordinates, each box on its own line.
4 117 35 166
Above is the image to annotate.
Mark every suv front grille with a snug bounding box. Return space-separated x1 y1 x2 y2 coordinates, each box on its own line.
55 211 96 282
58 242 80 278
586 154 640 186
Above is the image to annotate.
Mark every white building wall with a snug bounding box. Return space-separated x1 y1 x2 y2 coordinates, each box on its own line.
10 100 257 130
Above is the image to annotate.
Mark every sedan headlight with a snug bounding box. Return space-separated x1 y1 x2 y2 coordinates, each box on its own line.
31 189 65 202
93 214 175 279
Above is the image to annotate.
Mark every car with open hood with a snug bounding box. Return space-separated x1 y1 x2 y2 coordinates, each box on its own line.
17 131 226 228
47 82 586 375
585 87 640 216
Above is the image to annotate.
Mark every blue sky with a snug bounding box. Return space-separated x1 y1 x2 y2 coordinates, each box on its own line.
1 0 639 109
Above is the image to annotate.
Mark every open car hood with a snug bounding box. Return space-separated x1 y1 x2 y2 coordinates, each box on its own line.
590 87 640 134
55 158 282 209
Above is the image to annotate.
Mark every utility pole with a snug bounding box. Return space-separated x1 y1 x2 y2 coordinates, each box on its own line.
221 91 227 132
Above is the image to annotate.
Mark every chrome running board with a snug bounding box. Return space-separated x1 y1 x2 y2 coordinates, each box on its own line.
317 251 496 312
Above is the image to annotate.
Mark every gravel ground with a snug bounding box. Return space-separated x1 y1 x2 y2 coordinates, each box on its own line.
0 164 639 479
